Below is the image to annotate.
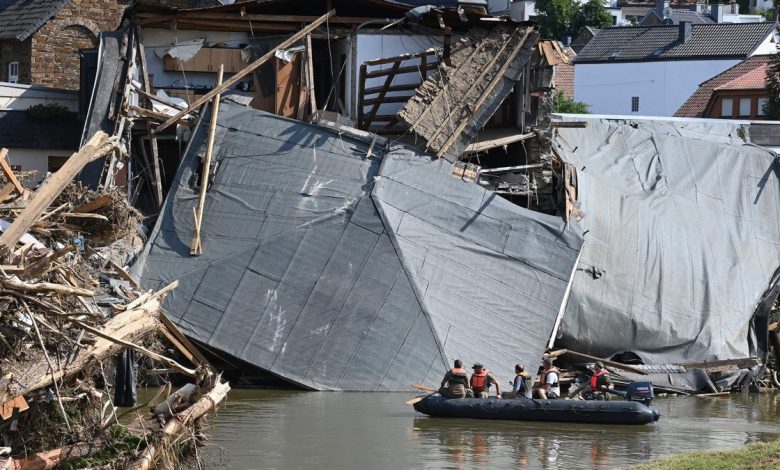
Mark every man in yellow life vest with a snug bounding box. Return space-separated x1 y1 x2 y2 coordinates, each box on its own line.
535 357 560 399
469 363 501 398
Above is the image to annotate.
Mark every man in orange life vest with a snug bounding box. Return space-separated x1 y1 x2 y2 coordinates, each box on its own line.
589 361 613 399
440 359 470 398
470 363 500 398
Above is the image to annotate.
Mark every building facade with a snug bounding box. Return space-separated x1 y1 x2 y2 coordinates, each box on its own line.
0 0 130 90
573 21 776 116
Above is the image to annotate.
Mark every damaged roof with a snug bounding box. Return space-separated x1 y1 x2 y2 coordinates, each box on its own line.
133 101 583 391
0 0 69 41
552 115 780 365
575 22 775 63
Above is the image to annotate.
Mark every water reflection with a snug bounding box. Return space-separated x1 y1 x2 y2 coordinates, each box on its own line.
169 390 780 469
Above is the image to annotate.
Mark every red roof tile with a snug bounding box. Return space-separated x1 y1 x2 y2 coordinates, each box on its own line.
715 64 768 91
674 55 772 118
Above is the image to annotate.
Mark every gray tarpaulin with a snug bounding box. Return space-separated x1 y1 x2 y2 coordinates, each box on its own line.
133 101 583 391
552 115 780 365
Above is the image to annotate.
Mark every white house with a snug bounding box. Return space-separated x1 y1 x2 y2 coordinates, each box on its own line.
573 21 777 116
0 82 81 174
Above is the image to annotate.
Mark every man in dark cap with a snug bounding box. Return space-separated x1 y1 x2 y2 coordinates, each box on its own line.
469 363 501 398
589 361 614 399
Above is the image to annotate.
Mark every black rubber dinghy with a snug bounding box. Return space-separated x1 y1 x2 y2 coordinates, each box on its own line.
413 395 660 425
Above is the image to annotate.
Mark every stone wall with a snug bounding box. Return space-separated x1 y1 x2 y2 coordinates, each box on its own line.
0 39 31 84
30 0 131 90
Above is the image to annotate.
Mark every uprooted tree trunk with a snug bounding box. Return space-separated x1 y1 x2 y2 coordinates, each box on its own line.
128 379 231 470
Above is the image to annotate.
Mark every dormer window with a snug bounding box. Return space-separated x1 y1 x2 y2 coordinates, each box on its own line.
8 62 19 84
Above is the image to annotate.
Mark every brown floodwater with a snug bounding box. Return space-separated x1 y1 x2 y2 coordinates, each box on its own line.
180 389 780 469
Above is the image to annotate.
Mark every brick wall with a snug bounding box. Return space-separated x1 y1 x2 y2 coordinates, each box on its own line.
30 0 131 90
0 39 31 83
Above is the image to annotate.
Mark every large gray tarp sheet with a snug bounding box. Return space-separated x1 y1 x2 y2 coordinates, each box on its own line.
552 116 780 365
133 101 583 390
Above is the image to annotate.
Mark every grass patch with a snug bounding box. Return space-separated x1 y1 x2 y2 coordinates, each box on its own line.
630 440 780 470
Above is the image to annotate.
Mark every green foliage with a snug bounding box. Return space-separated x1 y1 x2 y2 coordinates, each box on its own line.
534 0 577 40
765 50 780 120
573 0 614 33
629 439 780 470
26 103 73 121
552 91 590 114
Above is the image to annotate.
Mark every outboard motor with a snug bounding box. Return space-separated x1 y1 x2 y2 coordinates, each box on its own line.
625 382 654 405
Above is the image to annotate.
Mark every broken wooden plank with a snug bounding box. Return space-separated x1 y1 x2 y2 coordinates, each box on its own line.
0 149 25 196
305 34 317 118
190 64 224 256
554 349 648 375
136 27 165 209
156 10 335 133
464 129 535 153
61 213 109 221
0 132 111 256
158 313 214 371
72 195 113 214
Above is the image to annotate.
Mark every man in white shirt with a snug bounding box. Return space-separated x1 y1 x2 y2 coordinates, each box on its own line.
535 358 560 399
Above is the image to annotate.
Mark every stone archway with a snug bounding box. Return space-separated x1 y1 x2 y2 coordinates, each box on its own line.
34 20 100 90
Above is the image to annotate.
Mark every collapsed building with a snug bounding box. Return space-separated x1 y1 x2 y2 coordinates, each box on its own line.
70 0 780 394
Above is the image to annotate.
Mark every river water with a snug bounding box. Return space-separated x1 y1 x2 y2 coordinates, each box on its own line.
184 390 780 469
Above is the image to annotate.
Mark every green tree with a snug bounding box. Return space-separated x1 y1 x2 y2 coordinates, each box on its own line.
765 50 780 120
573 0 614 32
535 0 577 40
552 91 590 114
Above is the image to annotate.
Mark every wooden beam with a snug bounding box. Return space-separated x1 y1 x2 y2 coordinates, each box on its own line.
364 63 437 79
156 10 335 133
0 148 25 195
158 313 214 372
556 349 649 375
190 65 224 256
464 129 535 153
133 27 162 210
305 34 317 118
363 49 439 67
362 61 401 127
0 132 110 256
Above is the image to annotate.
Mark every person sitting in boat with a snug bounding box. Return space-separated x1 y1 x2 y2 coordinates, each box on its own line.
470 363 500 398
535 358 560 399
588 362 614 400
509 363 532 399
439 359 470 398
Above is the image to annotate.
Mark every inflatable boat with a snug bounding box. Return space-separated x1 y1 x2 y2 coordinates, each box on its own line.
413 382 661 425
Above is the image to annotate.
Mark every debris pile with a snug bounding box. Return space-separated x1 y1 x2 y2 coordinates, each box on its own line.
0 138 228 469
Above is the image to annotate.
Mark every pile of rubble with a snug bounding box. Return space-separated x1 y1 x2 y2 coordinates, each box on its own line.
0 137 228 469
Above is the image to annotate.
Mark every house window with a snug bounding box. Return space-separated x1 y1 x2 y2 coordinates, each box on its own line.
738 98 751 117
8 62 19 83
721 98 733 118
757 97 768 116
631 96 639 112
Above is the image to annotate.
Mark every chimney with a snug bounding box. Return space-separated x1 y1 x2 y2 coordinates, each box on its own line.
711 3 723 22
679 21 692 43
655 0 665 18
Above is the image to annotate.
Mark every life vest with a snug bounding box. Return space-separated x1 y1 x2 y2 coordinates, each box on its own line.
470 369 490 391
540 367 559 385
590 369 607 390
448 368 468 386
